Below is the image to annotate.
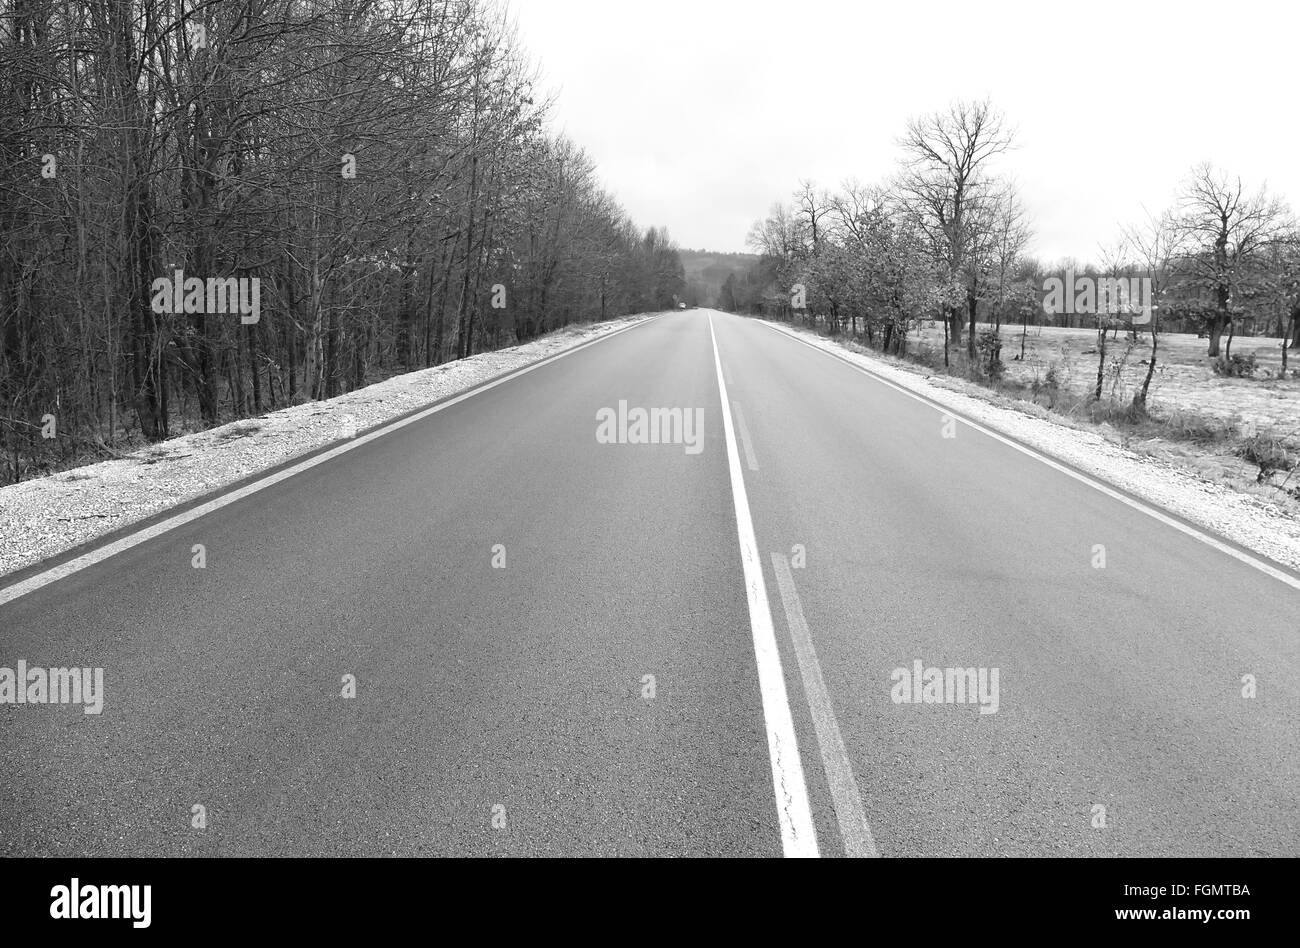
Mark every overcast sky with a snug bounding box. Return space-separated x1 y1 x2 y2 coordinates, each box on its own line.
512 0 1297 264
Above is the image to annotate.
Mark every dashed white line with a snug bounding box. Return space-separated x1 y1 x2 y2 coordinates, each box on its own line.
770 552 879 858
708 314 819 858
732 402 760 471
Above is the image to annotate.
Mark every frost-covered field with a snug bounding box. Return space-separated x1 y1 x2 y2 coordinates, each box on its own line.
909 324 1299 439
0 313 662 580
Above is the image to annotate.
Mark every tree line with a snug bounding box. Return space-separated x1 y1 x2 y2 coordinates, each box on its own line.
0 0 685 483
725 99 1300 408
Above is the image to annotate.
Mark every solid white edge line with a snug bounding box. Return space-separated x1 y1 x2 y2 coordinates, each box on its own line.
761 320 1300 593
708 314 819 858
0 315 665 607
770 552 879 858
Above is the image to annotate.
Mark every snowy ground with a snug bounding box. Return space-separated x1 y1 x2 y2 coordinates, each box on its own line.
767 320 1300 574
0 313 662 580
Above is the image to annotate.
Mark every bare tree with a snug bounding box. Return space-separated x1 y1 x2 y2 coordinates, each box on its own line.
746 202 808 321
985 184 1032 333
1122 208 1178 412
1173 163 1290 357
897 98 1014 358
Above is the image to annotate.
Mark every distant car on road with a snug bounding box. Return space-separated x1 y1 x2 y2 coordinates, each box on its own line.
679 302 687 309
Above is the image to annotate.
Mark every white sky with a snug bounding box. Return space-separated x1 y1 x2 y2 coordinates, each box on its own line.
511 0 1298 265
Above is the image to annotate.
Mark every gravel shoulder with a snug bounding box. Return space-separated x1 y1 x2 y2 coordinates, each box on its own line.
762 319 1300 575
0 314 662 580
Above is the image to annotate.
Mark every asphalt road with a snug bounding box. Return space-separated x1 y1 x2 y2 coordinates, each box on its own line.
2 309 1297 857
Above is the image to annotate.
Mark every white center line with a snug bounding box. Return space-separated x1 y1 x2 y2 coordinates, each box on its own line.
770 552 880 858
708 314 819 858
732 401 760 471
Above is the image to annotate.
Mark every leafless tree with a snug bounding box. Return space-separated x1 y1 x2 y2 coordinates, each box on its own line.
1173 163 1291 357
897 98 1014 358
1122 208 1178 411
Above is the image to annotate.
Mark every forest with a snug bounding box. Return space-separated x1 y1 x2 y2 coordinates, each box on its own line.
0 0 686 483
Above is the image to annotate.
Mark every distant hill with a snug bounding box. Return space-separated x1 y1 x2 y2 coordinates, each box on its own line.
679 249 759 307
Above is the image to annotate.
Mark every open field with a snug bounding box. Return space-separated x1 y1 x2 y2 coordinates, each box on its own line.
908 323 1299 441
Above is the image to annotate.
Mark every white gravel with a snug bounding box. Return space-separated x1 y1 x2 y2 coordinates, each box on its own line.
764 320 1300 575
0 313 661 580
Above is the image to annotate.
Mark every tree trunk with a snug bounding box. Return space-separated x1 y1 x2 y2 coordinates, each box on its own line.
1133 323 1158 413
1207 317 1226 358
246 321 262 414
1093 322 1108 401
966 291 978 360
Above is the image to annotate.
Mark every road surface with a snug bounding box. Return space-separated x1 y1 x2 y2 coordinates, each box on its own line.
2 310 1297 857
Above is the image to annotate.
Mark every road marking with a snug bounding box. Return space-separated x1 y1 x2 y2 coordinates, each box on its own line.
724 361 734 386
760 320 1300 593
708 314 819 858
0 315 665 607
732 401 760 471
770 553 879 858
